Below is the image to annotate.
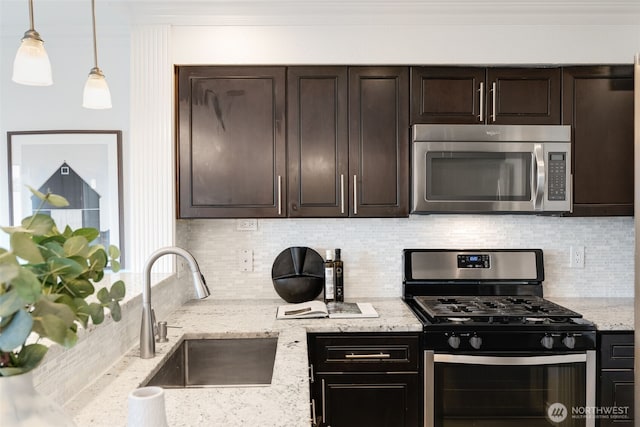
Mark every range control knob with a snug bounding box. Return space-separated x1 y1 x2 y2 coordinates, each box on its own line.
447 335 461 349
541 334 554 350
562 335 576 349
469 335 482 350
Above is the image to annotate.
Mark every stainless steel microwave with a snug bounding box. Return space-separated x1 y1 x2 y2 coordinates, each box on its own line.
411 124 572 214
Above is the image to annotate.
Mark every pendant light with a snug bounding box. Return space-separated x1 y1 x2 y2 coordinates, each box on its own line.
83 0 112 109
12 0 53 86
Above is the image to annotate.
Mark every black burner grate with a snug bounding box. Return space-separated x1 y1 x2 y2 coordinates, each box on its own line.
414 295 582 323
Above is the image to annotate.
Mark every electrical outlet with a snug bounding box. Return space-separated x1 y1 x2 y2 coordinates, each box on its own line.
238 249 253 272
236 219 257 231
570 246 585 268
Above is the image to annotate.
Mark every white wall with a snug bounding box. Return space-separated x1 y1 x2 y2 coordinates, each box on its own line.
172 24 640 65
0 0 130 251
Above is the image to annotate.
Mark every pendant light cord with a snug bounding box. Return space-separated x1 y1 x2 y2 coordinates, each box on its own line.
28 0 35 30
91 0 99 70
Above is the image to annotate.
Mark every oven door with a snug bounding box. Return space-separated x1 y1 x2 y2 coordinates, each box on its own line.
424 351 596 427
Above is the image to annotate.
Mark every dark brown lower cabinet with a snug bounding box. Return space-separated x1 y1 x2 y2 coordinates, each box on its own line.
318 374 420 427
598 332 634 426
308 333 421 427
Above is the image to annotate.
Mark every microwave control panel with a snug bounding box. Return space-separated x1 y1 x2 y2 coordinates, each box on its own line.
547 152 567 201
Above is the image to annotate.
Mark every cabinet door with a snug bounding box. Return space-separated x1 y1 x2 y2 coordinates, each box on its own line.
563 66 634 216
316 374 420 427
487 67 561 124
598 332 635 426
599 371 635 426
287 67 349 217
177 66 286 218
411 66 485 124
349 67 410 217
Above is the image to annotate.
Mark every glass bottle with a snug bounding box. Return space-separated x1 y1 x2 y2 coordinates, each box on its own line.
324 249 335 303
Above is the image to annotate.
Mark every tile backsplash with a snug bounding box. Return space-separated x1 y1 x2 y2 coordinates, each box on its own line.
179 215 634 300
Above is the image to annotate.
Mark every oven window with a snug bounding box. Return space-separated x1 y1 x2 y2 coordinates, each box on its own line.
434 361 586 426
426 152 531 201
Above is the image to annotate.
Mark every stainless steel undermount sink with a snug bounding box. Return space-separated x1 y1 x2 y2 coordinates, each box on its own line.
144 336 278 388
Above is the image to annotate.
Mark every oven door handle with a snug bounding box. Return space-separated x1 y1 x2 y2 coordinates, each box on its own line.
434 353 587 365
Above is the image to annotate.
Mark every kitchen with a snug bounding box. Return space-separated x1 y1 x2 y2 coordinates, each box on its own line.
0 1 638 426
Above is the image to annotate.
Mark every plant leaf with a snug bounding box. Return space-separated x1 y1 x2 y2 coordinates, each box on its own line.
32 314 71 346
109 280 126 301
0 263 20 284
0 290 24 317
47 257 85 281
11 232 44 264
0 309 32 351
63 236 90 258
32 299 76 346
41 240 65 259
11 268 42 303
88 249 108 271
28 186 69 208
72 228 100 243
32 298 76 328
66 278 95 299
110 260 121 273
21 214 56 236
108 301 122 321
108 245 120 259
17 343 49 373
97 288 109 304
88 303 104 324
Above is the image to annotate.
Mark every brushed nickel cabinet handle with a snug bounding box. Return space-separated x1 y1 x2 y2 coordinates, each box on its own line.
478 82 484 122
277 175 282 216
353 175 358 215
321 378 326 421
345 353 391 359
340 174 345 214
491 81 497 122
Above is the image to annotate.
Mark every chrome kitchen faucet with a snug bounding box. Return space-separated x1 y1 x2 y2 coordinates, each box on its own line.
140 247 210 359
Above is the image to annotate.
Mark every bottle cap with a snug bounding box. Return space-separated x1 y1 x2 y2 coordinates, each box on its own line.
325 249 334 260
335 248 341 258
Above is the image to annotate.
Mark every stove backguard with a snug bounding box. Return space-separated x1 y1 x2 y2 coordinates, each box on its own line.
403 249 545 299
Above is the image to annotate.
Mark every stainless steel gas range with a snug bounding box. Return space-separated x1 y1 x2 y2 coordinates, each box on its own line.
402 249 596 427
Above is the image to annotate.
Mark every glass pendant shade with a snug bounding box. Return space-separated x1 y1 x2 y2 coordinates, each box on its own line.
83 67 112 109
12 30 53 86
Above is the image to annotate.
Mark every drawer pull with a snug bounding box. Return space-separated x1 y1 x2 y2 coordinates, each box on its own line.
345 353 391 359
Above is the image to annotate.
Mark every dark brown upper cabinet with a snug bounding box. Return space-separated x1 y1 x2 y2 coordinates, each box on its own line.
287 67 349 217
176 66 287 218
349 67 410 217
288 66 409 218
411 67 561 125
563 66 634 216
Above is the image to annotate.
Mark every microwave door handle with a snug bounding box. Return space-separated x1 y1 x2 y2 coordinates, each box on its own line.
478 82 484 122
533 144 545 211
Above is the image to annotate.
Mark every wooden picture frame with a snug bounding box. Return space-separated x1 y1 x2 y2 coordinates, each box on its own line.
7 130 124 267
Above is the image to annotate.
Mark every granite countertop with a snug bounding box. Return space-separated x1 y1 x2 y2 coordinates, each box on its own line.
65 298 422 427
547 297 634 331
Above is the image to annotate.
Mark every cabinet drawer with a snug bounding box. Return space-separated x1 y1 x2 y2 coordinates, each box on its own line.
310 334 420 372
600 333 634 370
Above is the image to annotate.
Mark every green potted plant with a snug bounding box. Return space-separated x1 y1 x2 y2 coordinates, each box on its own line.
0 187 126 425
